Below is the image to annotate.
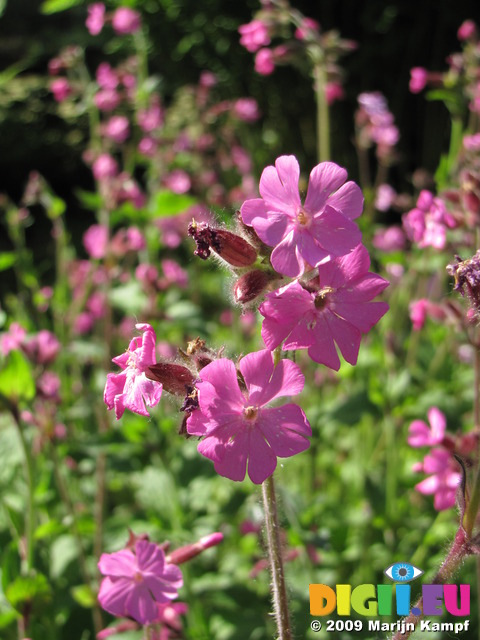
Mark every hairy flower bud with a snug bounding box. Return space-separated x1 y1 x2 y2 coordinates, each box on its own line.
233 269 273 303
166 532 223 565
447 251 480 317
188 220 257 267
145 363 195 395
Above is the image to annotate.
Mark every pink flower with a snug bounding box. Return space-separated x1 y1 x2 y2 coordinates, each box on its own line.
254 48 275 75
137 100 164 132
409 298 429 331
83 224 109 259
374 183 396 211
23 330 60 365
138 136 157 157
372 226 406 252
186 350 311 484
238 19 270 53
112 7 141 34
50 78 71 102
161 259 188 289
260 244 389 370
409 67 428 93
96 63 118 90
414 449 461 511
463 133 480 152
0 322 26 356
294 17 320 40
86 3 105 36
92 154 119 181
403 190 456 249
103 115 130 144
457 19 476 41
408 407 446 448
94 89 121 112
104 323 163 419
325 82 345 105
164 169 191 194
240 155 363 277
98 539 183 625
233 98 261 122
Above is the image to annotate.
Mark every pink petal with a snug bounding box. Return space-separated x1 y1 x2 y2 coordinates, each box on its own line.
245 427 278 484
296 227 330 268
306 322 341 370
211 430 250 481
98 549 136 577
304 161 348 213
259 155 301 211
321 243 371 286
98 577 133 619
136 323 157 369
325 312 362 365
259 405 311 456
415 475 440 495
241 199 289 246
136 540 164 574
104 372 127 412
239 350 305 405
309 205 362 257
326 181 364 220
407 420 430 447
126 583 158 625
196 359 245 416
335 273 390 302
270 230 305 277
427 407 446 442
331 300 389 333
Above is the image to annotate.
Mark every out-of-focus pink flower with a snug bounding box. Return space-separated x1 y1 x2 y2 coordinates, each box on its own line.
457 19 476 41
86 3 105 36
0 322 26 356
73 312 94 335
409 298 447 330
86 292 107 319
325 82 345 105
199 71 217 88
117 175 146 209
97 620 138 639
232 98 261 122
241 155 363 277
92 154 119 181
37 371 61 399
94 89 121 112
111 226 146 255
372 226 406 252
187 350 311 484
138 136 157 157
254 48 275 75
103 115 130 144
260 244 389 370
231 146 252 175
98 539 183 625
112 7 141 35
239 19 270 52
137 100 164 133
413 449 461 511
154 602 188 639
403 190 456 249
294 17 320 40
23 330 60 365
96 63 118 89
104 323 163 419
463 133 480 152
50 78 71 102
83 224 109 259
161 259 188 289
409 67 428 93
408 407 446 448
164 169 191 194
375 183 397 211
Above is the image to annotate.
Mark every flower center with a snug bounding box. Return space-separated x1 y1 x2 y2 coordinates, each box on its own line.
314 286 335 309
243 405 258 420
133 571 144 583
296 208 309 226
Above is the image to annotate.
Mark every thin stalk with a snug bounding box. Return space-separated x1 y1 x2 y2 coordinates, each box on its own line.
262 475 292 640
313 62 330 163
10 406 34 574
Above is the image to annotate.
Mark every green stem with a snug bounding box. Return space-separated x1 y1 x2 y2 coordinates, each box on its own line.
313 62 330 163
261 475 292 640
10 406 34 573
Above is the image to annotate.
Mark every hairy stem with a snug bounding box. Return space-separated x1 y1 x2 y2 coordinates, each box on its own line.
262 474 292 640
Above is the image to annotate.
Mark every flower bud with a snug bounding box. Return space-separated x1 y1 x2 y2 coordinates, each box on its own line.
146 363 195 395
233 269 272 303
166 532 223 565
188 220 257 267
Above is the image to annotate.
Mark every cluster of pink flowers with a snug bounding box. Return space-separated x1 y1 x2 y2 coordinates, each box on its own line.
355 92 399 161
408 407 465 511
86 4 141 37
403 190 456 250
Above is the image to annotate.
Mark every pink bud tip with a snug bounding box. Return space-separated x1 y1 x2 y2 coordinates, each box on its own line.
199 532 224 549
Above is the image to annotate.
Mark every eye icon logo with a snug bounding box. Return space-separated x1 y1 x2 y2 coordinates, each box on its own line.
384 562 423 583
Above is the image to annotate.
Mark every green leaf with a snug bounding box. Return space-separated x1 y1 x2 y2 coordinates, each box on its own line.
108 281 147 315
40 0 82 14
48 196 66 219
50 535 78 580
0 350 35 402
1 542 20 595
75 189 103 211
0 252 16 272
5 573 51 612
148 190 197 218
71 584 96 608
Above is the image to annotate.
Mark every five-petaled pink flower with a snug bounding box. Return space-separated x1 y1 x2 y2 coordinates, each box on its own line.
240 155 363 277
259 244 389 370
186 350 311 484
104 323 163 419
408 407 447 448
403 190 456 250
413 449 461 511
98 539 183 625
